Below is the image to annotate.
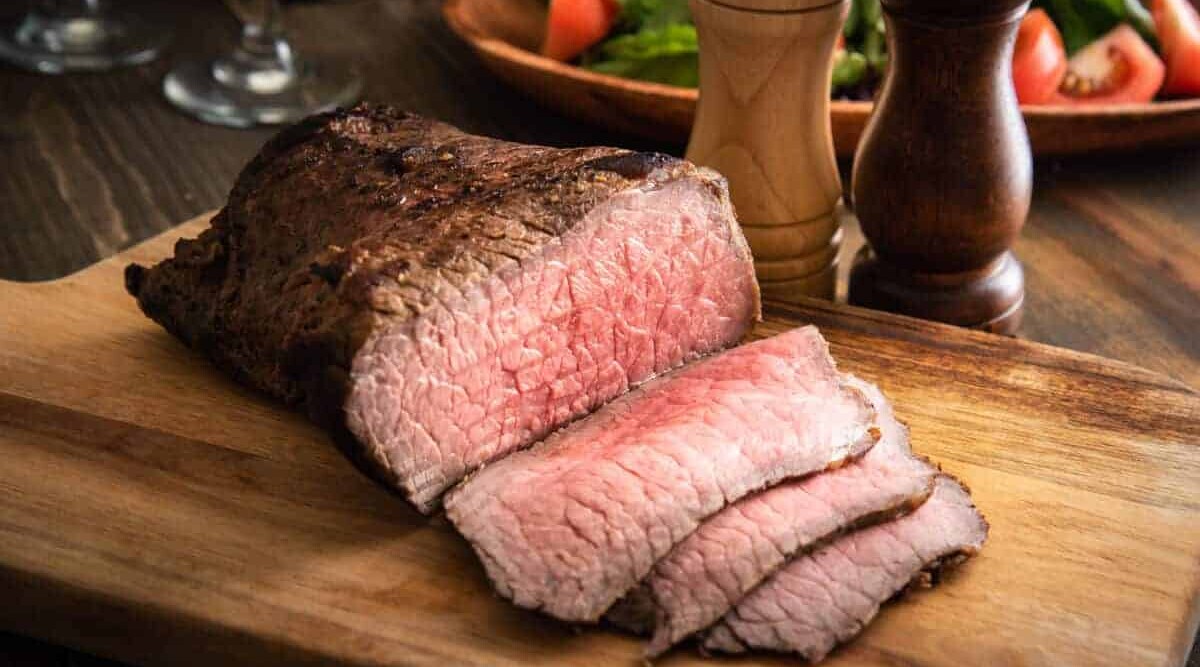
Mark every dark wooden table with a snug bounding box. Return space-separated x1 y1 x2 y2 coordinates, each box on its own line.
1 0 1197 665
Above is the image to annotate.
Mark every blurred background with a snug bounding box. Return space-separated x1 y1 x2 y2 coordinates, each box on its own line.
0 0 652 280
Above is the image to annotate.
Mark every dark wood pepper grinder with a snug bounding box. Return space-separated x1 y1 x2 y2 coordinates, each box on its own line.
848 0 1032 334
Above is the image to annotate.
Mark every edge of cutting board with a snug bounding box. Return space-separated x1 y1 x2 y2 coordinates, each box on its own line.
0 213 1198 667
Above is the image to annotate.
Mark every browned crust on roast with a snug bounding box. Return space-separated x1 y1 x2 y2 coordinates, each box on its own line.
125 103 759 498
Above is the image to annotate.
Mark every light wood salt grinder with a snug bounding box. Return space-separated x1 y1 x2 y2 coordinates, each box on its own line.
848 0 1032 333
686 0 848 302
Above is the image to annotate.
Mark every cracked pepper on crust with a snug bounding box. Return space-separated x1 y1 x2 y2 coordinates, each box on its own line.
125 103 762 513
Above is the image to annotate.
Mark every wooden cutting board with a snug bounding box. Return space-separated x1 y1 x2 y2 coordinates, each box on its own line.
1 215 1198 667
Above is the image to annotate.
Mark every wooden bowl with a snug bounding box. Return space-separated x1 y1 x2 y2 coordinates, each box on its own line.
443 0 1200 156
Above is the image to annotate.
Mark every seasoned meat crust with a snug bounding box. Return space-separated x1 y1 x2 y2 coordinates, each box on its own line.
129 105 689 404
126 103 761 511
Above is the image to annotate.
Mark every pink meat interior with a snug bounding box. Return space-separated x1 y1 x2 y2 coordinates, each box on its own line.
345 177 759 511
445 326 878 622
632 377 936 657
703 475 988 661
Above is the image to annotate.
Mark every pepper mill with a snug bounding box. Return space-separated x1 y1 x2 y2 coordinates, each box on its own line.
848 0 1032 333
686 0 848 302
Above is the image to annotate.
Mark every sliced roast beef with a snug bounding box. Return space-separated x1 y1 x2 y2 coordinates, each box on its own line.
444 326 879 623
125 103 761 512
607 377 937 657
703 475 988 662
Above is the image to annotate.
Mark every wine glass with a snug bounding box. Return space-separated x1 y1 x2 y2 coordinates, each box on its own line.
163 0 362 128
0 0 166 73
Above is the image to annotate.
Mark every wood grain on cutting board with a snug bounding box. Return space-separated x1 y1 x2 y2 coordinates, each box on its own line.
0 214 1198 667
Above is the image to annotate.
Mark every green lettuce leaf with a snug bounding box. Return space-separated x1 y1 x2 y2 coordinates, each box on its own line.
586 23 699 87
843 0 887 78
615 0 691 30
1033 0 1158 53
832 49 869 89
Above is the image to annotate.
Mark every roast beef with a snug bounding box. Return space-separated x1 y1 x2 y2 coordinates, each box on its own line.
125 104 761 512
444 326 880 623
703 475 988 662
608 377 937 657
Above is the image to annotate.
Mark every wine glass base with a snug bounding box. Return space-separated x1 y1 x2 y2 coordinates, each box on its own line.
0 11 166 74
163 59 362 128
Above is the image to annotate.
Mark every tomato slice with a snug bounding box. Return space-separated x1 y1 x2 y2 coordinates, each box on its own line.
541 0 620 62
1052 25 1165 105
1012 9 1069 104
1153 0 1200 96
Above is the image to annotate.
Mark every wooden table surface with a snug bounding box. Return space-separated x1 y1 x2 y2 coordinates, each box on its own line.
0 0 1196 665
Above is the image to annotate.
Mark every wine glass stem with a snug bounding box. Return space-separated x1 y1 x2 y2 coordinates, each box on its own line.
213 0 299 94
242 0 284 58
